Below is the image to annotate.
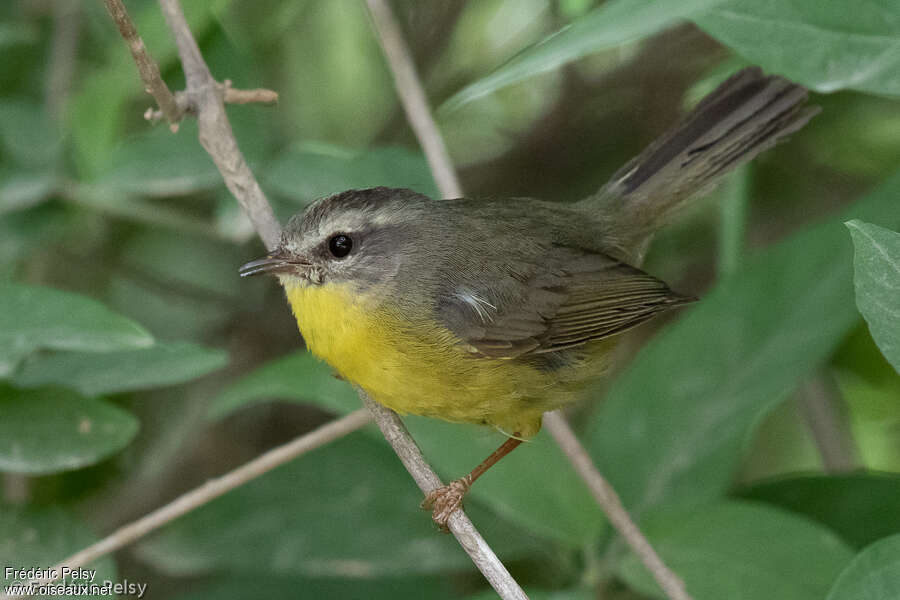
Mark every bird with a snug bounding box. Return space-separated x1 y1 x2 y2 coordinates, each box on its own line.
240 67 818 528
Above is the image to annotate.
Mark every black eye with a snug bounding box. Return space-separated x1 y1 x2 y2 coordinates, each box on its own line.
328 234 353 258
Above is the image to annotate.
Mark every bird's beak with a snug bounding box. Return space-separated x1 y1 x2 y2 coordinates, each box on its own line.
239 249 309 277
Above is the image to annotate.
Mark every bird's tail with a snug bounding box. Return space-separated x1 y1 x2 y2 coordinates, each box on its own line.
583 67 819 259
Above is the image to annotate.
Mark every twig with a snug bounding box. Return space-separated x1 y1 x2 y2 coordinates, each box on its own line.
797 371 859 473
543 413 692 600
102 0 181 127
364 0 463 199
361 394 528 600
223 80 279 105
0 410 372 600
155 0 282 250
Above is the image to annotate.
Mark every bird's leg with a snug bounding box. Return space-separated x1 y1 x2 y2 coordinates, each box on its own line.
422 436 523 530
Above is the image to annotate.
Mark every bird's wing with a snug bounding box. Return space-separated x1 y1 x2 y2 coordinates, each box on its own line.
438 249 694 359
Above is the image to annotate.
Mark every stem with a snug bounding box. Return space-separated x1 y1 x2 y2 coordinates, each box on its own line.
543 412 692 600
0 410 372 600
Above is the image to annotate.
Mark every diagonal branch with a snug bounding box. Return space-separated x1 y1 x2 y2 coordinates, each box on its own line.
364 0 462 199
0 410 372 600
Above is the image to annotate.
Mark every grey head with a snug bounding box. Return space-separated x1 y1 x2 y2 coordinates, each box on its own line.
239 187 437 289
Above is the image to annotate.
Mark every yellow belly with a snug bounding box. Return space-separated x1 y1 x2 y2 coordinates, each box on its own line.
281 278 564 437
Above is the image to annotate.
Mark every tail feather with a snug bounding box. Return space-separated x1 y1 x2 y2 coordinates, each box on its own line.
585 67 819 257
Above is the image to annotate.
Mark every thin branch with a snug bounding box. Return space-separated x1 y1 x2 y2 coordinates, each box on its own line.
102 0 181 127
543 413 692 600
361 394 528 600
364 0 462 199
797 371 859 473
154 0 282 250
0 410 372 600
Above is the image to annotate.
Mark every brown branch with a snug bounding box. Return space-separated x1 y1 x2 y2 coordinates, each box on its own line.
361 394 528 600
102 0 181 128
153 0 282 250
223 79 279 105
0 410 372 600
364 0 462 199
543 413 692 600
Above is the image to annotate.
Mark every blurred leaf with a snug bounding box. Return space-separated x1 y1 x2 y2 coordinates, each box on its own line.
407 417 606 547
0 100 61 168
281 1 394 147
209 351 359 420
826 534 900 600
0 205 70 279
738 473 900 549
0 282 153 377
171 575 458 600
619 501 854 600
695 0 900 95
0 505 116 595
136 432 544 576
586 170 900 516
13 342 228 397
847 220 900 372
0 22 38 49
0 170 57 215
0 385 139 474
265 143 439 208
94 123 222 196
108 230 247 341
211 352 605 545
443 0 724 109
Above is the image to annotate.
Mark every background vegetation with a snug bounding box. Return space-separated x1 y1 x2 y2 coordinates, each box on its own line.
2 0 900 598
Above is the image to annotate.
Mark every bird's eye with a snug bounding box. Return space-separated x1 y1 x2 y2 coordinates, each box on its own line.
328 234 353 258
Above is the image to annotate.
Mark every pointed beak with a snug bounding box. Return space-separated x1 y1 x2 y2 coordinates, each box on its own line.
239 249 309 277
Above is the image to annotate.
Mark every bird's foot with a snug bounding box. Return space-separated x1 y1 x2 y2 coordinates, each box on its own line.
421 476 472 532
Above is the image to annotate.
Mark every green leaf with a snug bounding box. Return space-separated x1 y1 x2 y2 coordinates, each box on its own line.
171 576 459 600
94 123 222 197
0 170 57 215
443 0 725 109
847 220 900 373
0 385 139 474
586 170 900 516
265 143 439 208
0 100 61 168
209 351 359 420
1 505 117 597
695 0 900 96
0 283 153 377
827 534 900 600
738 473 900 549
136 432 545 576
12 342 229 397
619 501 854 600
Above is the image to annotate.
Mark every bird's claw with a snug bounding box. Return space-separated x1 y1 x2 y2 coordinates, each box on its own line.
421 477 472 531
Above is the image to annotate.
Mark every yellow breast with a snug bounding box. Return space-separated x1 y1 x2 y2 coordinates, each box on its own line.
280 278 561 437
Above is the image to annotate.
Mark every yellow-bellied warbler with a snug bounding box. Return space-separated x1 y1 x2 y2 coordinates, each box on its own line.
241 67 818 527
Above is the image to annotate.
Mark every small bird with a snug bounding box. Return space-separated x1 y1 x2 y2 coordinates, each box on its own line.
241 67 818 528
